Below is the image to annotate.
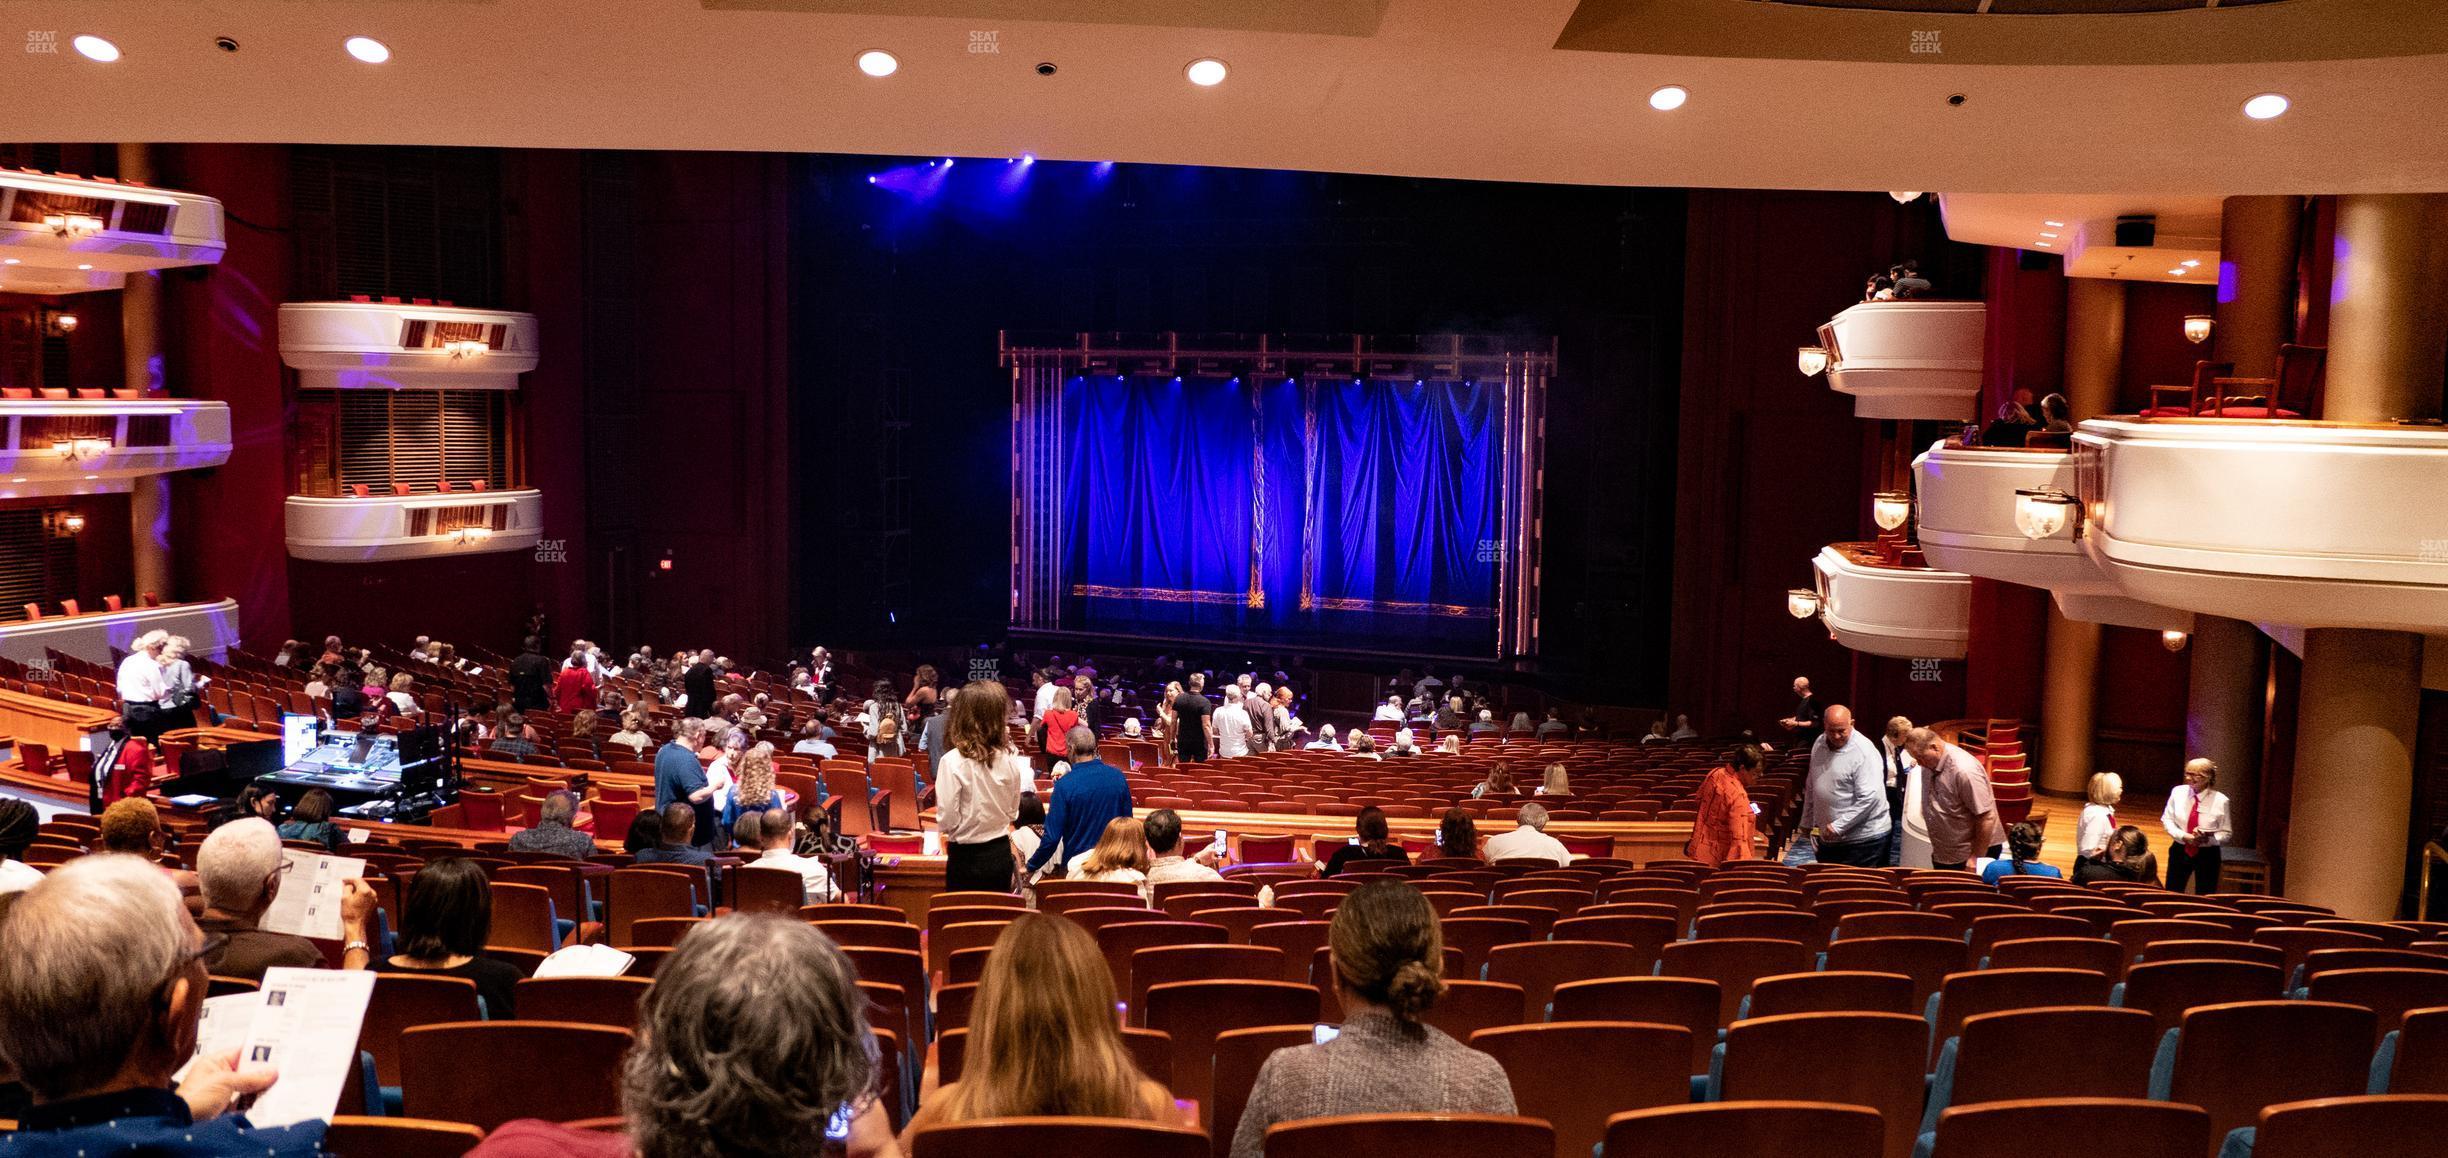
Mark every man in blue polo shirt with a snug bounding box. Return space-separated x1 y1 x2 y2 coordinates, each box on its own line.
1027 726 1135 877
654 717 717 848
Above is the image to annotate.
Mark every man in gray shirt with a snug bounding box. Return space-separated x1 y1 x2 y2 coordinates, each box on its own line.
1802 704 1891 867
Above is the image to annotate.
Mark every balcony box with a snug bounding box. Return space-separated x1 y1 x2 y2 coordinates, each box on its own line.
0 169 225 294
1912 436 2192 632
1810 542 1972 660
0 397 232 498
279 301 540 391
1818 300 1986 421
285 488 543 563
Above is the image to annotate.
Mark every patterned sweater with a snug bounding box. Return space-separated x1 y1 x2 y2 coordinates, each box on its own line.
1228 1010 1517 1158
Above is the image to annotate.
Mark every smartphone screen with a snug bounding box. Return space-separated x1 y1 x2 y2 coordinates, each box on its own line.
1213 829 1228 846
1312 1023 1340 1044
824 1103 852 1142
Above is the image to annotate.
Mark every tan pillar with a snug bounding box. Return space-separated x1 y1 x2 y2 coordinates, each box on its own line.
2213 196 2303 380
2038 277 2123 796
118 143 172 602
2185 617 2265 841
2284 193 2447 917
2287 630 2422 918
2327 194 2448 423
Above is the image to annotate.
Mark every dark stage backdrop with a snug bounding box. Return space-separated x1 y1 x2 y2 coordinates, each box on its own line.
1043 375 1510 655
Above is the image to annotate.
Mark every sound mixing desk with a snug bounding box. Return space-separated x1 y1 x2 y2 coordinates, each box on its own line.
256 721 451 816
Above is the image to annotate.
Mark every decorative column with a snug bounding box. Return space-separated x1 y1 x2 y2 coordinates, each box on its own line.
2037 277 2121 796
2285 193 2448 918
118 142 172 603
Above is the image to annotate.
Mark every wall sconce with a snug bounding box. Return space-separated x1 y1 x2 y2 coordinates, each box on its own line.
2161 630 2190 652
2183 315 2214 345
43 212 103 237
50 437 109 465
1888 191 1925 204
2013 487 2080 540
1871 490 1912 532
56 512 85 535
42 311 79 336
449 525 495 546
1797 346 1830 377
1786 588 1822 619
443 338 490 359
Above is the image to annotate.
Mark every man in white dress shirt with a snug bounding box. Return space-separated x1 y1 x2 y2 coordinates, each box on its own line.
115 630 171 742
1485 802 1573 866
1213 687 1255 759
738 810 838 903
1374 695 1407 723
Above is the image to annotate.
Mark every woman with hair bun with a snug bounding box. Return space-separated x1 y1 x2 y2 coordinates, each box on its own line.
1227 881 1514 1158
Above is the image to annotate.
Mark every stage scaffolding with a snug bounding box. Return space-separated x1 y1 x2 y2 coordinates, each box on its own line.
1002 332 1554 662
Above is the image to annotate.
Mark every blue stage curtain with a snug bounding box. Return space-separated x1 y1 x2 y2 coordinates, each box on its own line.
1309 380 1497 617
1062 377 1253 629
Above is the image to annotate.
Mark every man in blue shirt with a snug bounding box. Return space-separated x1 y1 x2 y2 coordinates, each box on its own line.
0 856 324 1158
654 716 716 848
1026 726 1135 876
1802 704 1892 867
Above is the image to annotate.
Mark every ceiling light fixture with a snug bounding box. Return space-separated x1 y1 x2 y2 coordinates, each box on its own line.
1186 58 1229 87
71 35 120 62
2032 242 2052 248
1797 346 1829 377
1871 490 1912 532
2044 220 2067 228
2038 231 2059 239
2184 314 2215 344
856 49 898 77
344 36 390 64
2180 259 2201 268
1888 191 1924 204
1786 589 1822 620
1648 85 1688 111
2243 92 2290 120
2161 630 2190 652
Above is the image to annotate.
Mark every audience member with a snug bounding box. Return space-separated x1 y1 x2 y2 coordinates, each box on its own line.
0 798 44 894
195 819 373 980
635 803 715 869
1008 794 1048 884
507 790 599 859
1642 720 1670 744
1483 801 1572 866
901 915 1174 1148
653 717 717 848
1374 695 1406 722
1879 715 1915 867
1322 807 1410 876
2078 772 2123 860
95 798 200 895
622 810 663 856
606 710 654 758
376 858 524 1017
1212 686 1254 759
1669 713 1699 740
1803 705 1891 867
1470 763 1514 799
384 673 422 719
1171 675 1213 764
1386 727 1419 756
1026 726 1132 880
1908 726 2006 872
1347 732 1381 759
1537 709 1573 740
115 631 171 742
275 788 341 851
1778 676 1823 745
937 681 1030 893
508 637 553 713
1142 809 1241 894
487 712 540 757
472 915 895 1158
1304 724 1343 751
1535 763 1570 797
0 857 325 1158
1434 808 1480 861
157 636 201 734
2162 757 2232 894
1687 744 1763 867
734 742 781 816
1434 734 1464 755
2075 825 2160 886
1981 822 2062 884
1069 817 1153 894
735 809 838 904
1229 882 1514 1158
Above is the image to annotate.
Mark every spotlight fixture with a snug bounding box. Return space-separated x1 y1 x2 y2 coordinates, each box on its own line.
1797 346 1829 377
1786 588 1822 620
856 49 899 77
2243 92 2290 120
2013 487 2079 540
1648 85 1688 111
2161 630 2190 652
2183 314 2215 345
1186 58 1228 87
1871 490 1912 532
58 513 86 535
344 36 390 64
42 311 79 336
71 35 120 62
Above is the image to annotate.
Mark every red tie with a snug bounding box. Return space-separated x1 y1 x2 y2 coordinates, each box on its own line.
2186 790 2200 847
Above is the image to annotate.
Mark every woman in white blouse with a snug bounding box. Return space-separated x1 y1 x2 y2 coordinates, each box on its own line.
2161 758 2232 895
936 681 1031 892
2078 772 2123 860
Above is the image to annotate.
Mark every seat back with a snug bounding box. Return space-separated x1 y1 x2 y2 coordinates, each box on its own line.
811 919 923 953
2166 1001 2377 1147
1745 970 1916 1019
322 1116 486 1158
1126 944 1282 1023
1822 935 1970 1013
1945 1006 2158 1111
2305 968 2448 1050
1438 917 1535 975
2118 959 2285 1040
1259 1113 1551 1158
359 975 484 1086
731 864 811 914
604 869 698 946
1720 1012 1926 1158
2393 1007 2448 1094
2247 1093 2448 1158
1548 976 1720 1074
1418 980 1528 1043
1987 936 2124 975
1143 980 1319 1128
512 976 654 1029
1211 1026 1315 1158
1484 940 1653 1021
398 1021 633 1130
1659 938 1813 1026
1927 1098 2207 1158
1246 921 1334 984
907 1116 1207 1158
1602 1102 1883 1158
1470 1022 1693 1158
486 880 561 953
1929 968 2114 1066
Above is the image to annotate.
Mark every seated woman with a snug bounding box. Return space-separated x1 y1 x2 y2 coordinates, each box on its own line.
276 788 342 852
1434 808 1481 861
1228 881 1514 1158
2073 825 2159 886
606 709 654 758
1321 807 1410 877
1980 821 2063 885
1469 763 1516 800
1068 816 1153 896
375 857 526 1018
1534 763 1570 798
901 915 1175 1149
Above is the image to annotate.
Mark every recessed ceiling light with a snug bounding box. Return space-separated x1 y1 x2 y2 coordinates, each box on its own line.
344 36 390 64
2044 220 2066 228
2033 242 2053 248
1649 85 1688 111
2169 268 2188 276
856 49 898 77
1186 58 1228 87
2180 259 2201 267
2038 232 2058 238
1 258 18 265
75 263 92 270
2243 92 2290 120
72 35 120 62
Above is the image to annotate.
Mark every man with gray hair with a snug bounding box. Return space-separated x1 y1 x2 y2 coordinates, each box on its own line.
1908 726 2005 872
1024 725 1133 879
0 856 327 1156
655 715 718 848
506 789 597 859
1485 801 1573 866
195 818 375 981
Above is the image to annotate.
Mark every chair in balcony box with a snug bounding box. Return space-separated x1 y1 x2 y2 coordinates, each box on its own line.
2143 361 2237 418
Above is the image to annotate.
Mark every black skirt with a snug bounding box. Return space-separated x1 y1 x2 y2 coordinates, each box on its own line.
945 836 1016 893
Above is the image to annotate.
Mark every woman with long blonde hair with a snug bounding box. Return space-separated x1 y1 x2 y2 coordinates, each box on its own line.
734 741 778 814
1070 816 1153 891
902 914 1175 1147
1536 763 1570 797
